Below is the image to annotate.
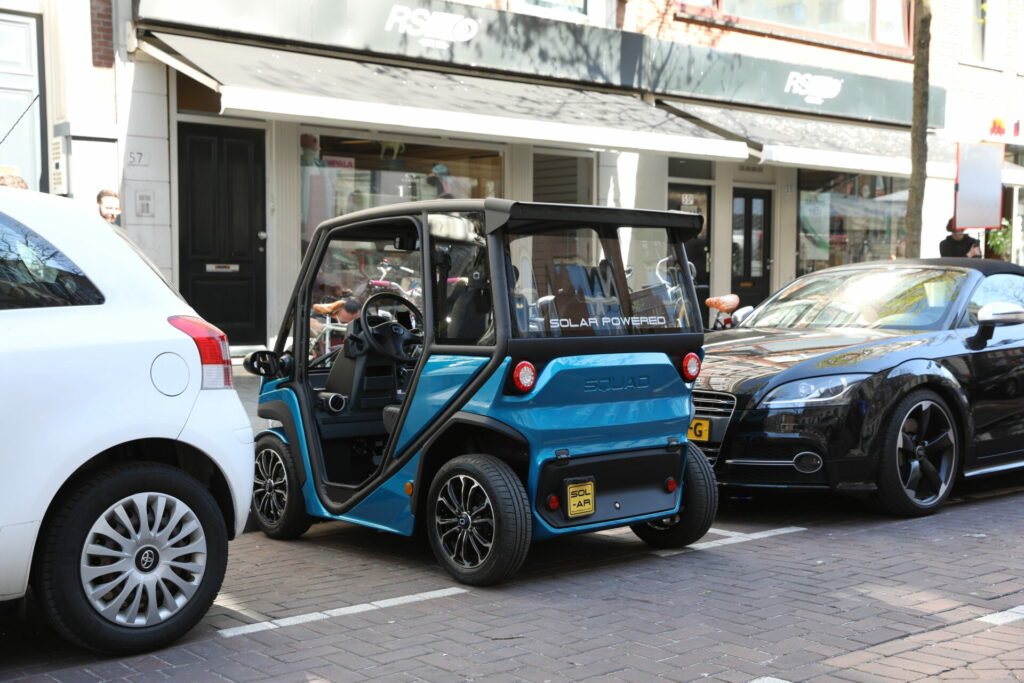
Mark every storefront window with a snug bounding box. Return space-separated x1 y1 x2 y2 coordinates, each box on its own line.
300 134 502 252
797 170 909 275
706 1 909 48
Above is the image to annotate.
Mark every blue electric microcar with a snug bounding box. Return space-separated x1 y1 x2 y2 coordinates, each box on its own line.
244 199 717 585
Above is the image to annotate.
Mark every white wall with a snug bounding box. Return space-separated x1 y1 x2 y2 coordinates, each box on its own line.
122 55 172 280
267 120 301 343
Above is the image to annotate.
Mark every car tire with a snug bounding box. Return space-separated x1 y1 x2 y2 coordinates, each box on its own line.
426 454 531 586
870 389 959 517
631 442 719 549
252 434 313 540
35 463 228 655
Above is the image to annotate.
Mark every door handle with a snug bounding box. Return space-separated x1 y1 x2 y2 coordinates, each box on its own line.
257 231 268 240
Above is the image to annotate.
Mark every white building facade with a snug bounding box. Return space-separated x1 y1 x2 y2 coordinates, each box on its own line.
4 0 1018 347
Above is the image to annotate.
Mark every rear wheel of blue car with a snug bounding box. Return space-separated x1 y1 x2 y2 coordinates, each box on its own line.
630 442 718 549
871 390 959 517
427 454 531 586
252 434 313 539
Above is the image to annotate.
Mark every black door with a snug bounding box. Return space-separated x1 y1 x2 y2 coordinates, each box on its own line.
964 273 1024 464
178 123 266 345
731 189 772 310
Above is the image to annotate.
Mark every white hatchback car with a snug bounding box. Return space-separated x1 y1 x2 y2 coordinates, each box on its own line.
0 188 253 654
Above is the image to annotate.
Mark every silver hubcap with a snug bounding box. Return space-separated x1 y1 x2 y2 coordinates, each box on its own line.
253 448 288 525
434 474 494 569
897 400 957 506
80 493 207 628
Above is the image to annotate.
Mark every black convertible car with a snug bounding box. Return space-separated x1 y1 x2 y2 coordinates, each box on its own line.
692 258 1024 516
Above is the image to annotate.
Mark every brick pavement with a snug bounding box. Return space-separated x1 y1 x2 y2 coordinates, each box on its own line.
2 484 1023 682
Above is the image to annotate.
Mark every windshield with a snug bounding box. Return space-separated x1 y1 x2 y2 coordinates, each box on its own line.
742 267 968 331
505 225 700 338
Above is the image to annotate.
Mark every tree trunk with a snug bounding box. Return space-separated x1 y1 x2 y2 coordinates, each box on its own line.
906 0 931 258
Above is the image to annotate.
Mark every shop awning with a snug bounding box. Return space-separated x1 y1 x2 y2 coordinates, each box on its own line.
661 100 964 180
140 33 749 161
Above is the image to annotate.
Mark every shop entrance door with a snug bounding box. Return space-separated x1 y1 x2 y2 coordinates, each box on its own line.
178 123 266 345
731 189 772 310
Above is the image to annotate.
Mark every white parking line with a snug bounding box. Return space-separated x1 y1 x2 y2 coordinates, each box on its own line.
654 526 807 558
218 587 467 638
976 605 1024 625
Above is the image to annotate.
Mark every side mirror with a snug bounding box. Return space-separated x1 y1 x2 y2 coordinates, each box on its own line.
732 306 754 326
243 350 280 377
978 302 1024 326
968 302 1024 350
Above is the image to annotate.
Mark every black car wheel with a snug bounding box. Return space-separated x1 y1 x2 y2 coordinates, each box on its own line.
426 454 531 586
871 390 959 517
251 434 313 539
631 442 719 548
35 463 227 655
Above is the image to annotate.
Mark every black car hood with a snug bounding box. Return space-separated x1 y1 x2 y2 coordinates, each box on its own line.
697 326 940 401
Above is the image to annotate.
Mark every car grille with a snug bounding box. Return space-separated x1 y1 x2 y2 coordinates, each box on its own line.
691 390 737 466
692 390 737 418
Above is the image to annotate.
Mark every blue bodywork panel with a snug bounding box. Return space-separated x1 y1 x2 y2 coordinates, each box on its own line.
344 355 487 533
257 353 692 539
394 355 488 453
463 353 692 539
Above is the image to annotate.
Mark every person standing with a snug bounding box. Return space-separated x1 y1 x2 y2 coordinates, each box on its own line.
96 189 122 225
939 218 980 257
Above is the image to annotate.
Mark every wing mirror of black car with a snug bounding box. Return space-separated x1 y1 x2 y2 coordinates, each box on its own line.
968 302 1024 350
243 350 280 377
732 306 755 326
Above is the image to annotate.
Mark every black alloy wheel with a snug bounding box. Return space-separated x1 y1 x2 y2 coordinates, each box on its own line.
251 434 313 539
872 390 959 517
426 454 530 586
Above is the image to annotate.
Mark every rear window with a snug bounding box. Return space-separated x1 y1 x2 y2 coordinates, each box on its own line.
505 225 700 337
0 211 104 310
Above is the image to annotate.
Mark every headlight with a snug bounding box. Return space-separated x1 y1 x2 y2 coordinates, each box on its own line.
759 374 870 408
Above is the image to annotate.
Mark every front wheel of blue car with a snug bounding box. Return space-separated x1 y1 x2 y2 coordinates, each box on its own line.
251 435 313 540
630 442 718 549
427 454 531 586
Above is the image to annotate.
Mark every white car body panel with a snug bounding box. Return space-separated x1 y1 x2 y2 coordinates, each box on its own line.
0 188 254 601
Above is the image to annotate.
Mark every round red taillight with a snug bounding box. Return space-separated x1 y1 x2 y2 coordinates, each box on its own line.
664 477 678 493
681 352 702 382
513 360 537 393
546 494 560 511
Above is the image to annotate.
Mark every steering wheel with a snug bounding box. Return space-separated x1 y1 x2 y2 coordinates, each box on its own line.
358 291 424 362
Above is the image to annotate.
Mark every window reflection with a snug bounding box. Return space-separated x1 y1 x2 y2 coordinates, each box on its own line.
744 267 967 331
300 134 502 253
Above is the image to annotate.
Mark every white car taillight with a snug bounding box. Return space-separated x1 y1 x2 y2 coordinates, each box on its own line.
168 316 233 389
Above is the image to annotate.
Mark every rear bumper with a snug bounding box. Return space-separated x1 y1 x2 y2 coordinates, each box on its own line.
531 446 684 539
179 389 254 538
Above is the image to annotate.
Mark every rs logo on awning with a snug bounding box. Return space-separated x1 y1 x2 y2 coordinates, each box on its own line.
385 5 480 50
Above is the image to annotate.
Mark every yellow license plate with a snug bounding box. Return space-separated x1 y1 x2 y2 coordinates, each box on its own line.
567 481 595 518
687 418 710 442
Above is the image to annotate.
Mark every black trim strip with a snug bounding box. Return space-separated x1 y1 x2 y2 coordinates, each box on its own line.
256 400 307 487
